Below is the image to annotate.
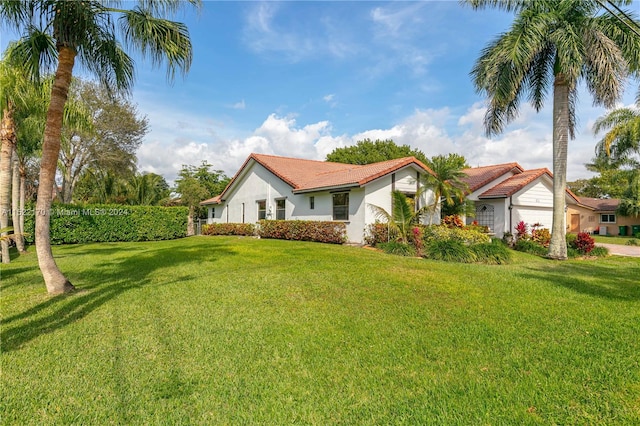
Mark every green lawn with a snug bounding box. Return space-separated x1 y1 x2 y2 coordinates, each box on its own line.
593 234 639 245
2 237 639 425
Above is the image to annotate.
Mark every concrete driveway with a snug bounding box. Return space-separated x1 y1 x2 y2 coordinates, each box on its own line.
597 243 640 257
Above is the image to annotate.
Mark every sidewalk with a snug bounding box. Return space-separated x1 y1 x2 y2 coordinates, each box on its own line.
596 243 640 258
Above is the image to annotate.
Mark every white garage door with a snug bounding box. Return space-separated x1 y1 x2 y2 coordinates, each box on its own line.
514 207 553 230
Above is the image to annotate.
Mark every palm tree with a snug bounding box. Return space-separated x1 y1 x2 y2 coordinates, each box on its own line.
1 0 199 294
466 0 640 259
369 190 427 244
422 154 469 222
593 106 640 167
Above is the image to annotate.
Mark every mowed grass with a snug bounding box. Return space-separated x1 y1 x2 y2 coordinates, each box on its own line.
1 237 639 425
593 234 639 245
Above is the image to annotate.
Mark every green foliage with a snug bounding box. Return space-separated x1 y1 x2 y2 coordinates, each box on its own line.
364 222 399 246
326 138 428 165
470 240 512 265
258 220 347 244
202 223 255 236
626 239 640 246
589 246 610 257
378 241 416 257
514 239 548 256
422 225 491 246
423 239 477 263
22 203 187 244
368 191 425 244
531 227 551 247
422 154 470 214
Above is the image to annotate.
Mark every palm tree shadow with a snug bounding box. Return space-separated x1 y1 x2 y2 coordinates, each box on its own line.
519 260 640 301
1 239 236 352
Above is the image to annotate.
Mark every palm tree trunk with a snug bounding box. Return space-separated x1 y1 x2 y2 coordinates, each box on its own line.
548 74 569 260
18 166 26 252
35 46 76 294
11 150 24 252
0 104 16 264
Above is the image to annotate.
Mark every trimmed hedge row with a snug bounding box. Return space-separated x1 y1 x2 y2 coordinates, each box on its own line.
258 220 347 244
202 223 256 236
23 203 188 244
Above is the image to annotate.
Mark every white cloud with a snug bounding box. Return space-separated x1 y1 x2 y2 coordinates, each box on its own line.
231 100 246 110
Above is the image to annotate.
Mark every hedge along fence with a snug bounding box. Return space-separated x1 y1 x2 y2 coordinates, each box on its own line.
23 204 189 244
202 223 256 236
258 220 347 244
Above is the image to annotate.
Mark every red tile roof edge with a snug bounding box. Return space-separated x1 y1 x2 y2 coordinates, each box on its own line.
478 168 551 198
462 162 524 193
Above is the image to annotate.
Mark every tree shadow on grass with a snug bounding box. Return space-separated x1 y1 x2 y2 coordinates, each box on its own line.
519 259 640 301
1 240 237 352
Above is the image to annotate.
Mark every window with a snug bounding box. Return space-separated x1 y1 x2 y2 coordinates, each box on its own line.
588 215 595 223
600 214 616 223
332 193 349 221
475 204 494 230
210 207 215 219
276 199 286 220
310 196 315 210
257 200 266 220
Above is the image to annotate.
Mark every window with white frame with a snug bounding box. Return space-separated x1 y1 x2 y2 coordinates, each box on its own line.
257 200 266 220
309 196 315 210
276 199 286 220
600 214 616 223
332 193 349 221
475 204 494 230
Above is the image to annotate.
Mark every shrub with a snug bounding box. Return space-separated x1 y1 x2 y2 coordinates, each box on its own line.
258 220 347 244
514 239 548 256
589 246 609 257
423 239 477 263
202 223 255 236
409 226 423 257
422 225 491 246
531 228 551 247
514 221 528 240
566 233 577 247
442 215 465 228
470 240 512 265
379 242 416 257
364 222 399 246
23 203 188 244
626 239 640 246
573 232 595 255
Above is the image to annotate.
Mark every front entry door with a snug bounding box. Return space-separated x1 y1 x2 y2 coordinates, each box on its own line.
570 214 580 233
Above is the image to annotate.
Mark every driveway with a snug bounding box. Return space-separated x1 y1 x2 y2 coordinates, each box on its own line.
596 243 640 257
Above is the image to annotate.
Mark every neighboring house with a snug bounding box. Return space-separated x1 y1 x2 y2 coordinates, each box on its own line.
200 153 439 244
567 197 638 236
460 163 580 238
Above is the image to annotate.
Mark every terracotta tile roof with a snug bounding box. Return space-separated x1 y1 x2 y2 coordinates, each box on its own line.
578 197 620 212
461 162 524 193
478 168 551 198
201 153 435 204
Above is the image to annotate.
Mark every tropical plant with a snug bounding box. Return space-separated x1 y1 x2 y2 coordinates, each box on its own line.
1 0 199 294
593 105 640 168
369 190 427 244
616 172 640 217
466 0 640 260
421 154 470 221
326 138 429 165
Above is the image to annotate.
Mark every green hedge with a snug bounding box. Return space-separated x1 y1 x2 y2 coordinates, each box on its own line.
23 203 188 244
202 223 256 236
258 220 347 244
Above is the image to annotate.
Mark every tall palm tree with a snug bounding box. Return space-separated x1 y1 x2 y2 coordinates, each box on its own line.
593 105 640 167
466 0 640 259
421 154 469 222
1 0 199 294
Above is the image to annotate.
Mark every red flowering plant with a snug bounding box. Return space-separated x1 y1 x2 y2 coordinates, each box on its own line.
514 221 529 240
573 232 595 255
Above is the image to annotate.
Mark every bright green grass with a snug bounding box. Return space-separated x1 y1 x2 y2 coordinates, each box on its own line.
593 235 639 245
2 237 639 424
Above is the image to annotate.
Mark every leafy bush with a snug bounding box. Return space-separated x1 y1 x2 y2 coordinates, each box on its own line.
566 233 577 247
515 221 528 240
423 239 477 263
258 220 347 244
531 227 551 247
470 240 512 265
626 239 640 246
589 246 609 257
364 222 399 246
202 223 255 236
422 225 491 246
23 203 188 244
572 232 595 255
379 242 416 257
442 215 464 228
514 239 548 256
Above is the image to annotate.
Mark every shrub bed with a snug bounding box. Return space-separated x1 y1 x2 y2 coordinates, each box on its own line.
23 203 188 244
258 220 347 244
202 223 255 236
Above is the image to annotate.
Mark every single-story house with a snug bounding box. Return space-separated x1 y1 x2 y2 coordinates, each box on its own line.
567 197 638 236
200 153 440 244
460 163 580 238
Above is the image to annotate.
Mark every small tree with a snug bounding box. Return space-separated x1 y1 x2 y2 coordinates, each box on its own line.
174 165 215 236
368 190 427 244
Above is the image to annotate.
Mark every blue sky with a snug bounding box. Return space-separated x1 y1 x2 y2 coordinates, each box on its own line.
3 1 639 183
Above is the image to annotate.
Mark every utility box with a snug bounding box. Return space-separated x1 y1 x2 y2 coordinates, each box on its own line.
599 225 607 236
